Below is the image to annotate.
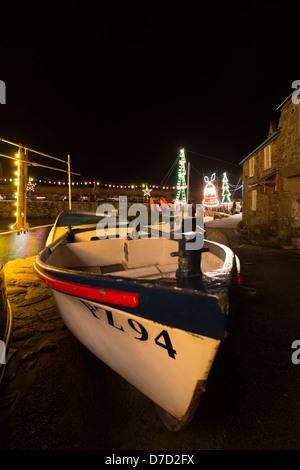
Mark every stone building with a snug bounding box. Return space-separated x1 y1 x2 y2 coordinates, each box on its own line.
239 90 300 247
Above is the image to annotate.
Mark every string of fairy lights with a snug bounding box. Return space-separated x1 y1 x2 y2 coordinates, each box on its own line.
0 177 176 191
0 141 240 236
174 149 242 207
0 148 242 205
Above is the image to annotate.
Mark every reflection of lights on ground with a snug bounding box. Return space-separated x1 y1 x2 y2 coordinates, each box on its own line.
0 222 53 264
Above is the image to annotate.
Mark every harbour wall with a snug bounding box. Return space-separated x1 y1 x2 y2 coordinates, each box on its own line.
0 200 229 222
0 201 114 220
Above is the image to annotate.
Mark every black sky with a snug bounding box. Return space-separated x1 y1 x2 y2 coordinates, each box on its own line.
0 2 298 188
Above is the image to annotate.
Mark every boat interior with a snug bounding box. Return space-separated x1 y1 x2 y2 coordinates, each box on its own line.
45 234 225 280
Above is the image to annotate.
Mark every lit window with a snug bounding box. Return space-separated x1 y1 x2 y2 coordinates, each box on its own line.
264 145 271 170
249 157 254 177
251 190 257 211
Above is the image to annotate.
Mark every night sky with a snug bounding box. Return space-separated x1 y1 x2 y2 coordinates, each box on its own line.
0 3 298 190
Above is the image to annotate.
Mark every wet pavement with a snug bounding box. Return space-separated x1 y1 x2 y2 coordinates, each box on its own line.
0 214 299 451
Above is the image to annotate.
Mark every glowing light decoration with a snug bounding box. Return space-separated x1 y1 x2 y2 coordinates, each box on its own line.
142 184 152 197
175 148 188 205
203 173 219 207
26 181 36 198
221 172 231 205
11 148 29 233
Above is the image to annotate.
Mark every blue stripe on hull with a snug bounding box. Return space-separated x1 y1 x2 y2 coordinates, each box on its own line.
36 261 230 340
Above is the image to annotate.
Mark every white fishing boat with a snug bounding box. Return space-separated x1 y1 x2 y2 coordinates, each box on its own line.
34 210 241 431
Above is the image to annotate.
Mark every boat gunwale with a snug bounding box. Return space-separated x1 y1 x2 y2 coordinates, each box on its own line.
35 229 235 292
34 226 237 340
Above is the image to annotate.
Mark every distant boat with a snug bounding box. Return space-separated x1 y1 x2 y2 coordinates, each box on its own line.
35 210 241 431
0 258 13 383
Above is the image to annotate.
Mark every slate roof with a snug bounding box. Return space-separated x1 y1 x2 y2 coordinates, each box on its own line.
239 130 280 166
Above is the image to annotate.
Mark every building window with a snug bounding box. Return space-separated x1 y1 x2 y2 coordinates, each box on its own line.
251 190 257 211
249 157 254 177
264 145 271 170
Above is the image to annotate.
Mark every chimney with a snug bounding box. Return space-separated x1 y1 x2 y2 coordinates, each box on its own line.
268 121 277 135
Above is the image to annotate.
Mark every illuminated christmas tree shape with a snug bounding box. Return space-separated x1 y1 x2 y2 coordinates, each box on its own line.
175 148 188 205
203 172 219 207
221 172 231 205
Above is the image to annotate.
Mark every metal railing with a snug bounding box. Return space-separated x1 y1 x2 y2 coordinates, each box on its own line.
0 224 54 236
0 138 80 234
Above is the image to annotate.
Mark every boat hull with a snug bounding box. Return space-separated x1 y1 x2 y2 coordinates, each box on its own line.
51 289 221 428
35 210 240 430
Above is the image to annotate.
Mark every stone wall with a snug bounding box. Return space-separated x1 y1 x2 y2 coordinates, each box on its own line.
0 184 202 204
0 200 154 221
242 133 281 235
277 99 300 242
0 201 101 220
241 96 300 245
